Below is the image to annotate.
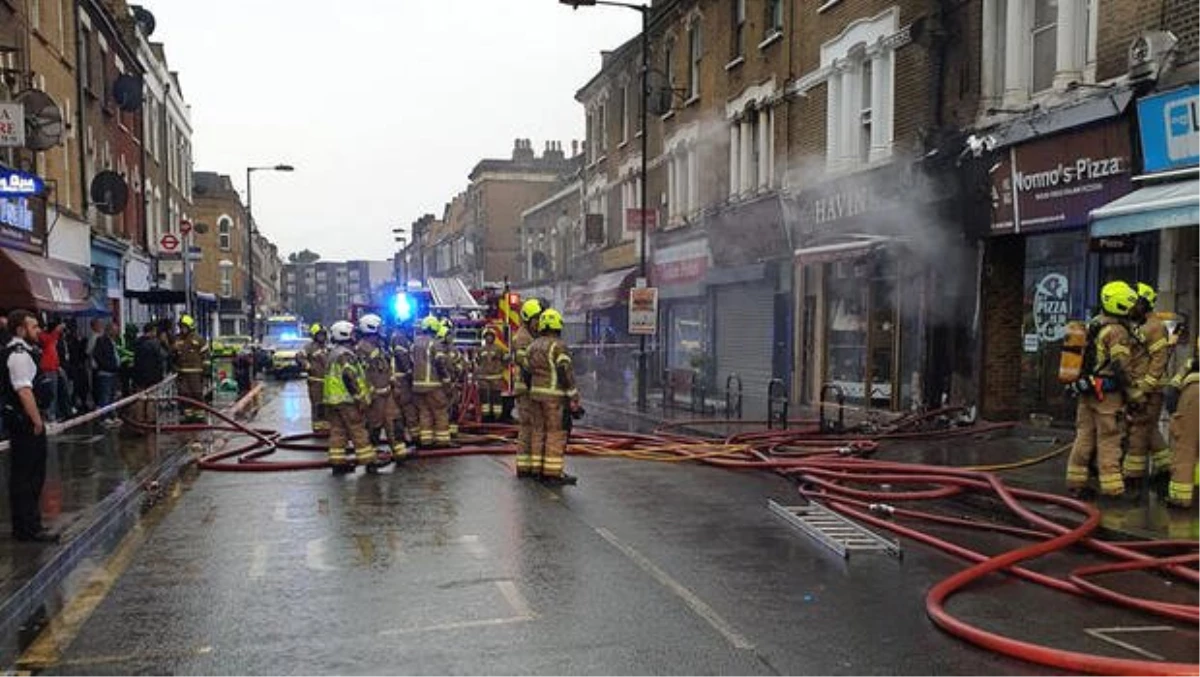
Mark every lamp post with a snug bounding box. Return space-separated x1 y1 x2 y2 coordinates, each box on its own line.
561 0 650 411
245 164 294 381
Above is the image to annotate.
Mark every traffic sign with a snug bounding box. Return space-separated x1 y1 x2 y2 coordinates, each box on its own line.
159 233 179 251
179 219 192 236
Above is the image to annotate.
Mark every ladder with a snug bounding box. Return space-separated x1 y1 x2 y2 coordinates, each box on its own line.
768 499 902 560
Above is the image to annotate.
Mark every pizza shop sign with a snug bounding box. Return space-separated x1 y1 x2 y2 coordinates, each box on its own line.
991 121 1132 234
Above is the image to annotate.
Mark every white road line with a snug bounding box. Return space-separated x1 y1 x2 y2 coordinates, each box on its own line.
248 543 269 579
594 527 755 650
496 580 535 619
305 538 336 572
1084 626 1173 661
377 615 533 637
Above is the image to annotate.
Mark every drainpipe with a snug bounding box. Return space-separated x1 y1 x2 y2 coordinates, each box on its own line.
75 4 89 216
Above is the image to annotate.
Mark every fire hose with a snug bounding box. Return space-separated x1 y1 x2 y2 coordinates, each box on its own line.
121 390 1195 675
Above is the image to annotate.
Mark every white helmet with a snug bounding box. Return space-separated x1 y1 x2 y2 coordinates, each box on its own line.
358 313 383 335
329 320 354 343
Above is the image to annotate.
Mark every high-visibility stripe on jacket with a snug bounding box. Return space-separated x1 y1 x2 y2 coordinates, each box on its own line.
529 336 578 400
412 335 445 393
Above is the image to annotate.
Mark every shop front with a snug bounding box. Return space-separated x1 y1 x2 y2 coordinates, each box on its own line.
983 118 1136 422
651 237 710 373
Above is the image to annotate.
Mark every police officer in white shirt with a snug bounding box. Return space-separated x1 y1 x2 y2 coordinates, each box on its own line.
2 310 57 543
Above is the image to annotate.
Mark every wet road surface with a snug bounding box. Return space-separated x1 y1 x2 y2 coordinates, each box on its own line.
18 381 1197 674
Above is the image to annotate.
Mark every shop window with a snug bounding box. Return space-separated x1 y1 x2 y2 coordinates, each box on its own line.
825 253 897 408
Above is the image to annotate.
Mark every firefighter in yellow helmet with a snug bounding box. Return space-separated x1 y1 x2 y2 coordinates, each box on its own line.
412 315 452 447
1162 336 1199 508
1122 283 1172 493
529 308 581 485
477 327 507 422
513 298 543 477
172 314 209 422
299 323 330 432
356 313 401 462
322 321 377 474
1065 281 1140 499
440 319 465 439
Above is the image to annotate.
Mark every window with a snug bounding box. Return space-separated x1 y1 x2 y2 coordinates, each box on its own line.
30 0 41 30
619 84 629 143
731 0 745 60
765 0 784 38
586 111 595 162
1031 0 1057 92
819 9 896 171
80 27 93 93
220 266 232 297
860 59 873 164
599 103 608 153
664 39 676 102
688 23 701 100
668 145 696 221
729 106 774 197
218 216 232 250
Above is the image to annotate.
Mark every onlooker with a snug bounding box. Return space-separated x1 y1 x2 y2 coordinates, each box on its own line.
133 323 166 423
85 318 104 410
37 320 65 422
56 325 75 421
93 323 121 427
2 309 57 542
66 322 89 415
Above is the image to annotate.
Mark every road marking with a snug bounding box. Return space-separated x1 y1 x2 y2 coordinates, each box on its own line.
39 645 214 668
378 615 533 637
305 538 336 572
496 580 534 619
353 534 375 566
248 543 269 579
1084 626 1173 661
594 527 755 650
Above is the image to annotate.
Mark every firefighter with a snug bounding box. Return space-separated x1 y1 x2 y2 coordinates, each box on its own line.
299 323 330 432
389 325 418 460
440 319 465 439
323 320 377 475
172 315 209 423
356 313 401 462
413 316 452 447
528 308 581 486
477 328 507 422
1123 283 1172 491
1065 281 1141 499
1162 338 1198 508
513 298 543 478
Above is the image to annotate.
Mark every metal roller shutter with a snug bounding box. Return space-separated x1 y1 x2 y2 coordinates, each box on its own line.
714 282 776 418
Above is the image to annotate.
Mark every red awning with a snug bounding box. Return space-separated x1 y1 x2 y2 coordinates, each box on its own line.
0 247 93 313
565 267 637 313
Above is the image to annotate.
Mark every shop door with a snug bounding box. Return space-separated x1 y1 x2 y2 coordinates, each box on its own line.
715 283 775 418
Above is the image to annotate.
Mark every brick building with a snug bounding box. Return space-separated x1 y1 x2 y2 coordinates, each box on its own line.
191 171 248 336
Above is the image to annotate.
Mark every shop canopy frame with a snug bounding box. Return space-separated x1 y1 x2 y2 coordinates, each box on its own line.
1089 178 1200 238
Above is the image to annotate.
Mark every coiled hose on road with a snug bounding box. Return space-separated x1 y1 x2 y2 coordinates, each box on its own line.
131 392 1197 676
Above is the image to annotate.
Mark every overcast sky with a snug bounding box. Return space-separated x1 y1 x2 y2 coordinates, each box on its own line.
144 0 639 262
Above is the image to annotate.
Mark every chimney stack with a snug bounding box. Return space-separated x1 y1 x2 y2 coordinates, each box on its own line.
513 138 535 162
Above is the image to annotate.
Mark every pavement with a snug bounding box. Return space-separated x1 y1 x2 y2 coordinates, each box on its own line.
3 380 1195 675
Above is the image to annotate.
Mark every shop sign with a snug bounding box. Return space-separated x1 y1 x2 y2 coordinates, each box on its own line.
0 195 43 252
601 241 636 270
629 287 658 336
1137 84 1199 174
991 121 1132 234
0 168 44 197
0 103 24 148
1089 236 1135 253
1032 273 1070 342
651 239 709 287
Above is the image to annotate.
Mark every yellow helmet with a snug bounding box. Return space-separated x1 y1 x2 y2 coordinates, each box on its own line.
436 323 449 340
420 315 441 333
1100 281 1138 317
538 308 564 332
309 323 323 336
520 298 543 323
179 314 195 329
1136 282 1157 307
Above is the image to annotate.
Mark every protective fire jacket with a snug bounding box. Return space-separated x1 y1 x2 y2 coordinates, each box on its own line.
528 335 578 402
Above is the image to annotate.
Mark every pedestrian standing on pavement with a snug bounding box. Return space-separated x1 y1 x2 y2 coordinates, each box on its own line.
36 320 65 422
55 324 75 421
1123 283 1172 493
528 308 581 486
513 299 542 477
85 318 105 410
133 323 167 423
93 322 122 427
1065 281 1140 500
1 310 57 542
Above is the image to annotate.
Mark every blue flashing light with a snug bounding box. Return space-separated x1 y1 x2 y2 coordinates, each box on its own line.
278 331 300 341
392 292 414 322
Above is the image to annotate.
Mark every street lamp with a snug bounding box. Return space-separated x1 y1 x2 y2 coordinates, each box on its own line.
561 0 651 412
245 163 294 379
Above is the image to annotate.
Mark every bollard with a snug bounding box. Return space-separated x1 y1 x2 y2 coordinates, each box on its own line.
767 379 789 430
725 373 743 421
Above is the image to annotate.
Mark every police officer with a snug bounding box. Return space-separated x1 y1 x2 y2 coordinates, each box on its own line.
299 323 330 432
513 299 543 478
356 313 401 461
528 308 581 485
172 315 209 422
412 316 451 448
1163 338 1198 508
477 328 507 422
1065 281 1140 499
1123 283 1172 492
323 320 377 474
2 310 57 542
389 325 418 460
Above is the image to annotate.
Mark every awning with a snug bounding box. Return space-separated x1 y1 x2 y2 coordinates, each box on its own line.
794 236 889 265
565 267 636 313
1089 179 1199 237
0 248 93 313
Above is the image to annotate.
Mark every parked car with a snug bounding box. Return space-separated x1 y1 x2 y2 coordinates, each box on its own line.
266 337 310 380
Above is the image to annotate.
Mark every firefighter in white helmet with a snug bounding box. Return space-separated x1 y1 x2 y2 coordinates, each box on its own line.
356 313 401 462
323 320 377 474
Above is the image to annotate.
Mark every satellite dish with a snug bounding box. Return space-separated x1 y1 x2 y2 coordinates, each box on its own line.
112 74 144 112
90 171 129 215
131 6 156 36
15 89 64 151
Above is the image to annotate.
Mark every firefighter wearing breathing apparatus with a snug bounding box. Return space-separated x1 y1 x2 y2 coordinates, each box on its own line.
513 298 543 478
440 319 465 439
299 323 330 432
476 328 507 422
1064 281 1140 499
528 308 582 486
1162 338 1199 509
389 326 418 459
356 313 401 463
1122 283 1172 491
413 315 452 448
323 320 377 475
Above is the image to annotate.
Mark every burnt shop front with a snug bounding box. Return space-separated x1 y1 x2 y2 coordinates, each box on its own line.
985 118 1142 423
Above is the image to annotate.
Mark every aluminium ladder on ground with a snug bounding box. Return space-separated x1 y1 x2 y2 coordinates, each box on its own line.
768 499 902 559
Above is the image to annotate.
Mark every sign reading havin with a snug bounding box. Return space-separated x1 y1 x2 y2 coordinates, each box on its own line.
991 121 1132 234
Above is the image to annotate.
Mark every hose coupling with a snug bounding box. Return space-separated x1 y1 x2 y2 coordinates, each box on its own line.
868 503 896 516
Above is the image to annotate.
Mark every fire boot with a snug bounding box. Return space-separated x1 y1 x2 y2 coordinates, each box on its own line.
541 472 578 487
1124 476 1146 501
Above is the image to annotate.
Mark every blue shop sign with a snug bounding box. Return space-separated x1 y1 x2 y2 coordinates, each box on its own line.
0 167 45 197
1137 84 1199 174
